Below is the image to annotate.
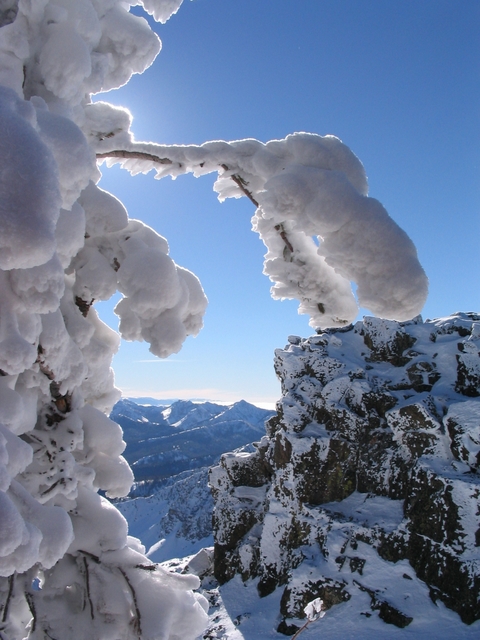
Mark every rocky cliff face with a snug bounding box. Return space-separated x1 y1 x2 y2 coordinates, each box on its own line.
210 313 480 634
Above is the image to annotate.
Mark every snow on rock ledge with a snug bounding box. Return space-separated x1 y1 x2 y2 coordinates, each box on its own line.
210 312 480 633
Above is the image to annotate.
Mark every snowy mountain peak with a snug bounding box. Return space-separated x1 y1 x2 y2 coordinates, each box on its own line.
162 400 224 429
213 400 274 426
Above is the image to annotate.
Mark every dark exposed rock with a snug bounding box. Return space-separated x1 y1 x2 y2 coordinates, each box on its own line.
354 579 413 627
377 601 413 628
407 361 441 392
295 438 357 505
455 344 480 397
445 400 480 467
273 432 292 468
404 467 461 546
221 450 271 488
335 555 366 574
276 620 299 635
377 529 409 564
258 574 281 598
362 316 416 366
210 313 480 630
280 577 350 619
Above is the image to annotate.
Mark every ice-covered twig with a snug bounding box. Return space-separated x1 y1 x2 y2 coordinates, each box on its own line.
304 597 325 622
135 563 157 571
118 567 142 638
291 620 311 639
81 555 95 620
220 164 259 206
24 590 37 633
74 296 95 318
291 597 325 639
1 575 14 623
97 150 174 166
274 223 295 255
36 346 56 381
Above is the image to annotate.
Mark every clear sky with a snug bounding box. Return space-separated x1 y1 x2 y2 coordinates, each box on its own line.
96 0 479 408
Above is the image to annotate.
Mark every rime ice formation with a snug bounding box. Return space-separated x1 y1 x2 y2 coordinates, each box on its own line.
210 313 480 634
97 132 428 328
0 1 209 638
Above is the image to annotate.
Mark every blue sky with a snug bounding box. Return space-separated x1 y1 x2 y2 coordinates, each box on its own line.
97 0 479 407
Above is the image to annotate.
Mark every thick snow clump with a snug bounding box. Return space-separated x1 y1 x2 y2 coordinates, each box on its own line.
0 2 208 639
96 132 428 328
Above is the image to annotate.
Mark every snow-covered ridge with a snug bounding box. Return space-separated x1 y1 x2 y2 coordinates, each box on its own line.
210 313 480 636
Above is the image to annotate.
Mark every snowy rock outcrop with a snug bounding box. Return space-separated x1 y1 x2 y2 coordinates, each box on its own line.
210 313 480 633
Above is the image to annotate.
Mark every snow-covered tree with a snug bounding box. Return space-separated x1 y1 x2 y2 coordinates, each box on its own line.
0 1 427 638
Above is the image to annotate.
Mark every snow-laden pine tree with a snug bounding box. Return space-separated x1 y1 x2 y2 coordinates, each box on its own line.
0 1 428 638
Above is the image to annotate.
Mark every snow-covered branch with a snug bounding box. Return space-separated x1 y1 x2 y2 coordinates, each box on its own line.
94 132 428 328
96 149 174 166
0 1 210 638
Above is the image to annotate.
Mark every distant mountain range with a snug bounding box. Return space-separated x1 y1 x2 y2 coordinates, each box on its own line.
111 398 274 562
112 398 274 486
